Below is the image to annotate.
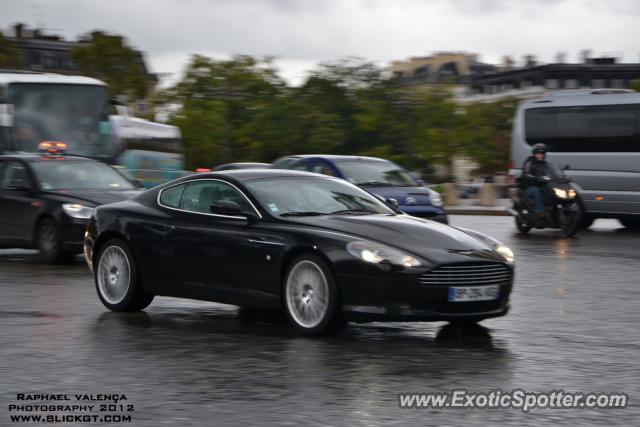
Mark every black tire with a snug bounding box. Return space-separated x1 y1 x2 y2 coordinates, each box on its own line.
283 254 344 336
560 205 581 237
515 216 531 234
620 218 640 230
36 217 72 263
94 239 153 312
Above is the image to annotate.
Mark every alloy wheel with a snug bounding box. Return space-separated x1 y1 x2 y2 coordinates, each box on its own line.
97 246 131 305
286 260 329 329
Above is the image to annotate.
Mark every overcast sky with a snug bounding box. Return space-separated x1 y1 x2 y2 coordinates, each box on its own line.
2 0 640 86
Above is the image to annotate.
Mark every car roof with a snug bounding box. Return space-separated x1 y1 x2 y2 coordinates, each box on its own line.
276 154 389 162
194 168 334 182
0 153 96 162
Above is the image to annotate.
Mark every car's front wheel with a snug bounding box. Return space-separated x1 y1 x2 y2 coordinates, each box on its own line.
95 239 153 312
284 254 344 335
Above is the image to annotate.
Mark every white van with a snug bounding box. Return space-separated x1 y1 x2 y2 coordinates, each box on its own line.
509 89 640 229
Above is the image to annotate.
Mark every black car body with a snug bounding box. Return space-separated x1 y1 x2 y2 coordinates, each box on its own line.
0 153 140 261
84 170 514 335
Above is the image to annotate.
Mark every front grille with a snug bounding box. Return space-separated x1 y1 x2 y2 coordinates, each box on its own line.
419 262 511 286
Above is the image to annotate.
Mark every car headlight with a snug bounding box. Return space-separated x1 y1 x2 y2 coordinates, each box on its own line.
428 189 443 207
456 227 515 264
346 241 422 268
62 203 94 219
567 189 576 198
495 244 515 264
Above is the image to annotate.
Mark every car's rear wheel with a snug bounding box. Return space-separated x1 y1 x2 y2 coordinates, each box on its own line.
284 254 343 336
95 239 153 312
37 217 72 263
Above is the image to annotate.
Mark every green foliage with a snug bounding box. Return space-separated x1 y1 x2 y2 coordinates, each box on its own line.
160 55 516 174
0 31 22 68
71 31 150 100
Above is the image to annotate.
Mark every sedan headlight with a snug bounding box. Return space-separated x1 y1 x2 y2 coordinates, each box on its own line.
428 189 443 207
346 241 422 268
495 244 515 264
456 227 515 264
62 203 94 219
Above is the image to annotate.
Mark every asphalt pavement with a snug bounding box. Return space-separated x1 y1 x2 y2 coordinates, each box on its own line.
1 216 639 426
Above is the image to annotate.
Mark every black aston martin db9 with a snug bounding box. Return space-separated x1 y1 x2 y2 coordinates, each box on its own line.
84 169 515 335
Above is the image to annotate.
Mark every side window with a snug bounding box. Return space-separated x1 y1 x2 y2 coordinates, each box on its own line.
1 161 31 190
179 180 254 214
307 160 337 177
292 161 310 172
159 184 184 208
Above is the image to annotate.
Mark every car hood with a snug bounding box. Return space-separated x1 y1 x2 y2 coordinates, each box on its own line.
290 214 504 265
42 189 142 206
363 186 432 206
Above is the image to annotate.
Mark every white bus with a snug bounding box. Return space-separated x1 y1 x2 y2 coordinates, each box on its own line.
0 71 184 186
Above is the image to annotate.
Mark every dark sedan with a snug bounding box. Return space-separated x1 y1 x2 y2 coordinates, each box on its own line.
0 152 140 262
84 170 515 335
272 155 448 223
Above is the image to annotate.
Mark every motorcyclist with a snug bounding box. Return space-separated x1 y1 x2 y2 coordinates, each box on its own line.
521 143 553 217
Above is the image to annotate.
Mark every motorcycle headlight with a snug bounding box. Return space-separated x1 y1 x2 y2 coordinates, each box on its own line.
553 188 568 199
495 244 515 264
346 241 422 268
62 203 94 219
428 189 443 207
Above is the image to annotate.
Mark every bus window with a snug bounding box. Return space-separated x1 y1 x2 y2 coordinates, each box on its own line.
525 104 640 152
7 83 110 157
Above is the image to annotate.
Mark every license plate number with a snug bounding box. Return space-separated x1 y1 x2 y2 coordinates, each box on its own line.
448 285 500 302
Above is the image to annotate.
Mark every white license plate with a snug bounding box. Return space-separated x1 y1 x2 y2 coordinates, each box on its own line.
448 285 500 302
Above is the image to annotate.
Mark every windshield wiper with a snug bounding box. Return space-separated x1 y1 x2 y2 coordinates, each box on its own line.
330 208 377 215
357 181 392 187
280 211 327 217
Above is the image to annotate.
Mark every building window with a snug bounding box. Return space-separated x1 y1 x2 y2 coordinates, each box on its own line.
591 79 605 88
520 80 532 89
564 79 578 89
545 79 559 89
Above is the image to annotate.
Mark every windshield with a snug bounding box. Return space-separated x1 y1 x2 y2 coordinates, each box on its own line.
245 176 395 216
31 160 135 191
8 83 111 158
337 160 420 187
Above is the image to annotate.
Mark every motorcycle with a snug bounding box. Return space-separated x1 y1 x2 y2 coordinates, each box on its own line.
512 165 582 237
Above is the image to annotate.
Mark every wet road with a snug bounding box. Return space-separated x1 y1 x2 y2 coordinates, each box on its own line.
1 216 639 426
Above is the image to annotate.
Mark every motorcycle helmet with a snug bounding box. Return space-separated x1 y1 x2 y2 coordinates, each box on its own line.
532 143 547 155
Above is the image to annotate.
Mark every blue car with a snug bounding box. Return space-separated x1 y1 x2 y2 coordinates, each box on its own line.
272 155 448 223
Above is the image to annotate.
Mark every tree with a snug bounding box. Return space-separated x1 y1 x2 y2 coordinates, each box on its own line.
159 55 287 168
71 31 150 101
0 31 22 68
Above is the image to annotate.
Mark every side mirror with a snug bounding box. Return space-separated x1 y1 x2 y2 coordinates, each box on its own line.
563 164 571 171
210 200 257 223
386 198 399 208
